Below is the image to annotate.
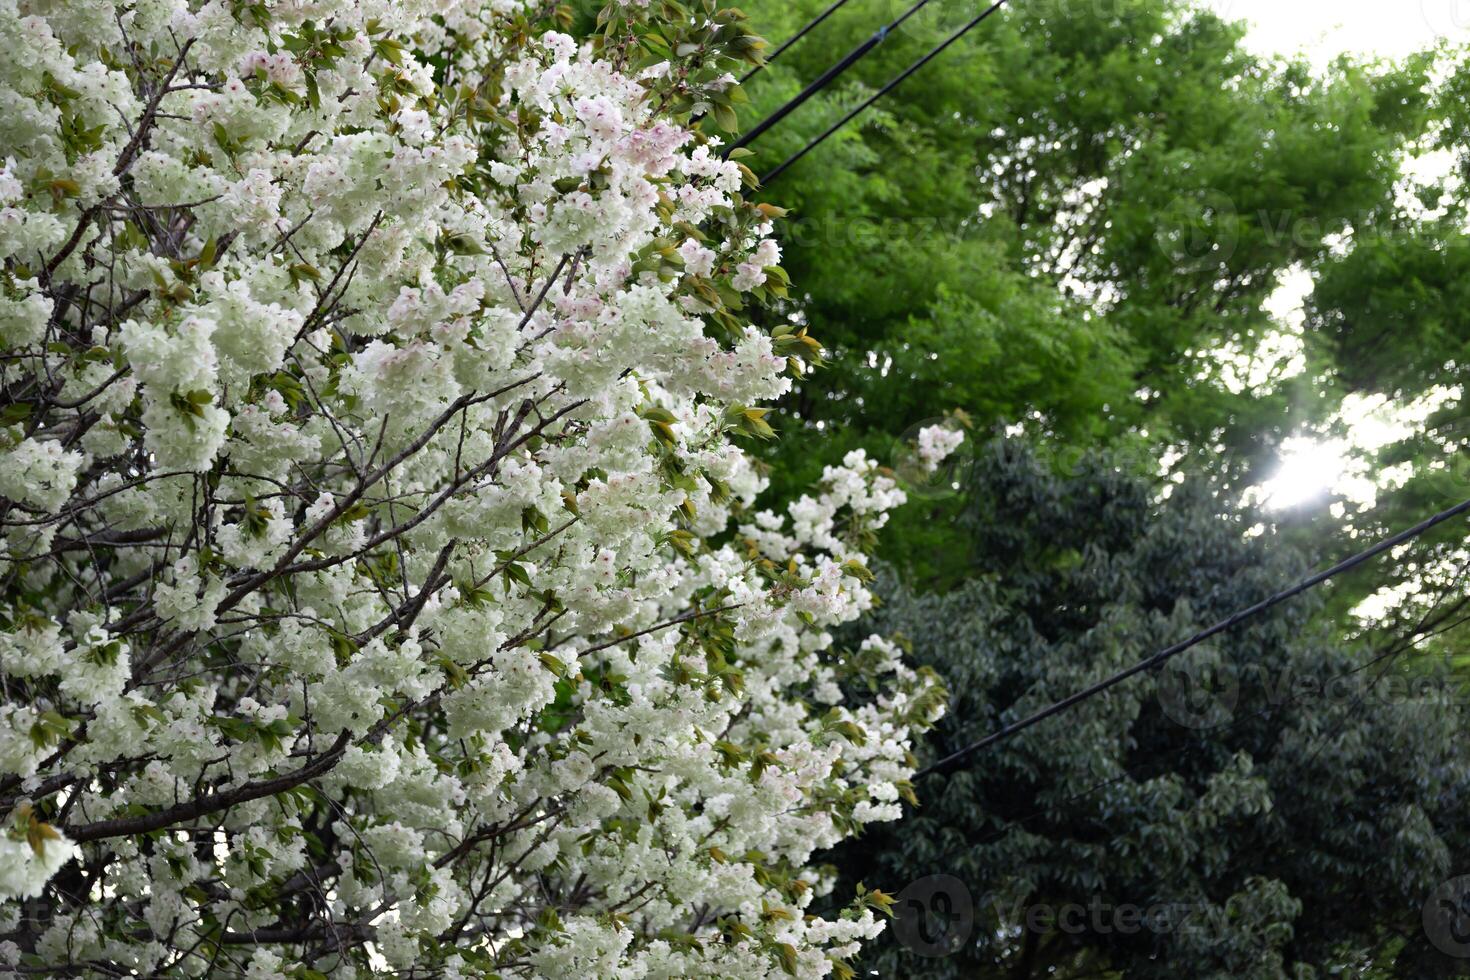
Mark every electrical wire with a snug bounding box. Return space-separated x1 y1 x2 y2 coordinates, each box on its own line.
815 565 1470 921
724 0 939 155
916 494 1470 779
761 0 1011 185
915 615 1468 876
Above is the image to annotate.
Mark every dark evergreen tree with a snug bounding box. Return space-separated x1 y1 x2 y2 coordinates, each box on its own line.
829 437 1470 977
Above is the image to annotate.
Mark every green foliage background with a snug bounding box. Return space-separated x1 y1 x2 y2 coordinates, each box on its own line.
573 0 1470 973
829 439 1470 977
731 0 1441 587
703 0 1470 975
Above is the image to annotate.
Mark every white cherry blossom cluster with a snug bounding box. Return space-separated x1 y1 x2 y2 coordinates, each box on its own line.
0 0 960 976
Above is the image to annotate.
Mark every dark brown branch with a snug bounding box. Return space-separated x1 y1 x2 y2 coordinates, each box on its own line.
66 732 350 843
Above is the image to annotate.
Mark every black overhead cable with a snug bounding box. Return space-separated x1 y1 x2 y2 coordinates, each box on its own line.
724 0 938 156
739 0 857 85
918 563 1470 871
920 616 1457 870
762 0 1011 186
915 494 1470 780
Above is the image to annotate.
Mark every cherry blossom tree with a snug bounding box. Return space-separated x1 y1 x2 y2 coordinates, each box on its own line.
0 0 958 976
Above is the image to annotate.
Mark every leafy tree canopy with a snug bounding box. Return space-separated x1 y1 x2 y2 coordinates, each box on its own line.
732 0 1433 584
830 437 1470 978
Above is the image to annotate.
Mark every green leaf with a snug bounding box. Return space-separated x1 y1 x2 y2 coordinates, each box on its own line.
711 102 739 133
